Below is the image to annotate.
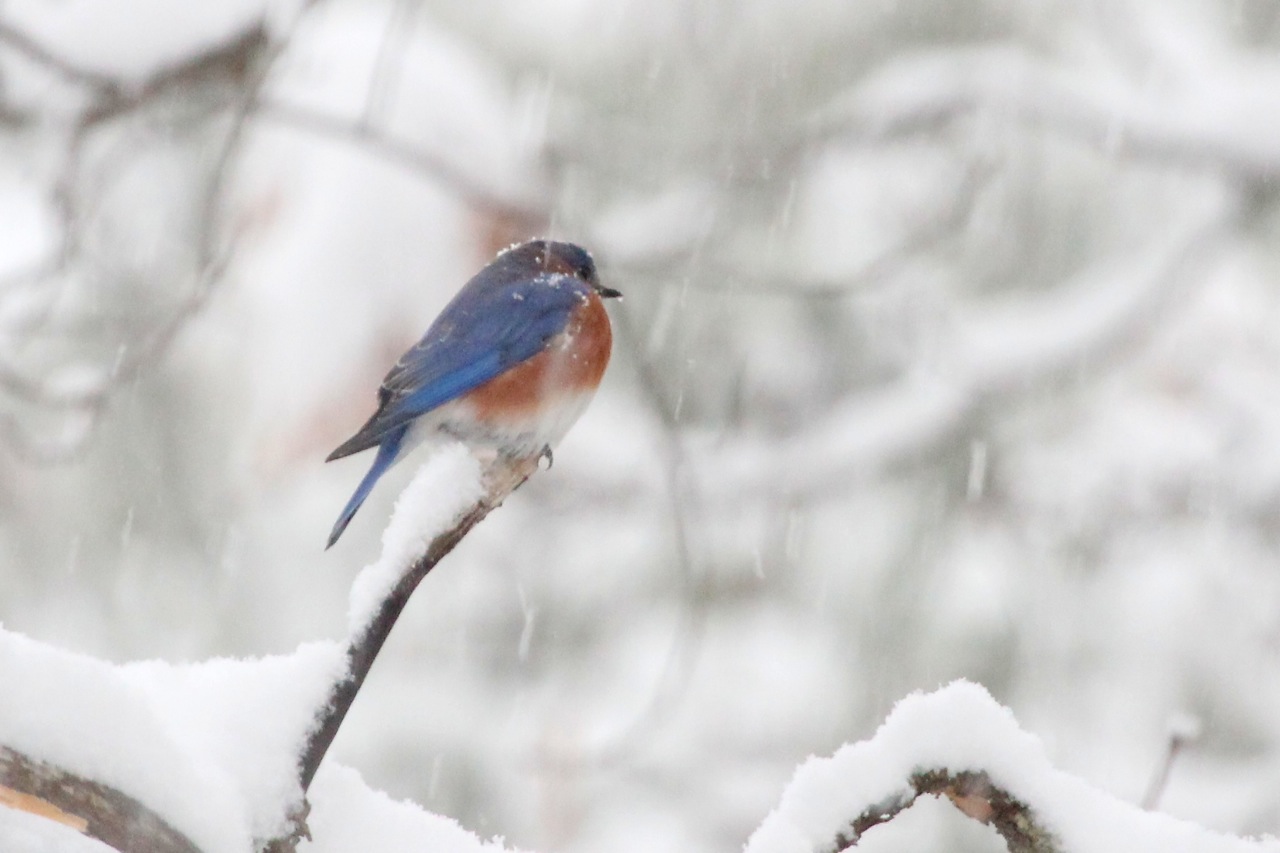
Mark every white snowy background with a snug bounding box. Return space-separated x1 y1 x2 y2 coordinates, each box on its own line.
2 0 1280 851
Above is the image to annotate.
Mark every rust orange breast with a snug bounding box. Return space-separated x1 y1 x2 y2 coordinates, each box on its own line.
464 292 613 420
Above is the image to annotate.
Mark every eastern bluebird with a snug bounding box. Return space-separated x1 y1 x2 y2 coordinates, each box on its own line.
325 239 620 548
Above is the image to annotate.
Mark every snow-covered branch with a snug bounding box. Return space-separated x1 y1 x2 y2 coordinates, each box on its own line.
694 190 1233 501
827 768 1059 853
0 446 542 853
0 13 274 462
294 447 538 798
814 45 1280 180
748 682 1278 853
0 623 518 853
0 745 200 853
256 98 547 225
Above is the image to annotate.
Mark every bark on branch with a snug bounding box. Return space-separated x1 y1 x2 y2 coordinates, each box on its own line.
830 768 1060 853
0 745 201 853
262 453 543 852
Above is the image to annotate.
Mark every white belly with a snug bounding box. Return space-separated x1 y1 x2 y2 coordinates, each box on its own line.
400 388 598 461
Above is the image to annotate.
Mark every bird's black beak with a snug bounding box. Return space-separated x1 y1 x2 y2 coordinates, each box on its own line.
596 285 623 299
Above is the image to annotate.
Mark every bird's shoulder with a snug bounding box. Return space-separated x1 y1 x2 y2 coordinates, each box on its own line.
379 271 590 401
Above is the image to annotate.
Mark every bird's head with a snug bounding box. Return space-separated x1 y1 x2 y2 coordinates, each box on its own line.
522 239 622 299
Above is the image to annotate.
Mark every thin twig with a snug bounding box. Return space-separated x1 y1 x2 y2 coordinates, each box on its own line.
529 289 713 771
0 19 122 93
362 0 416 132
808 47 1280 182
0 20 275 464
1141 716 1200 811
613 156 993 301
695 198 1235 505
255 98 547 224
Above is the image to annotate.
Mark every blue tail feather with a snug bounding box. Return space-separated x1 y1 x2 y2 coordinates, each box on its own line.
327 426 408 549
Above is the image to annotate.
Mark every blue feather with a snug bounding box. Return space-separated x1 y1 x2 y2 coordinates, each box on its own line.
327 273 588 460
326 425 408 549
326 240 610 547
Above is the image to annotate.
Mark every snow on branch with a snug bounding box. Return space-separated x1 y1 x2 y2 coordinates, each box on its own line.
0 745 200 853
256 98 547 225
813 45 1280 180
0 623 343 851
0 13 274 462
0 621 519 853
696 191 1233 502
282 446 540 845
747 681 1277 853
0 445 540 852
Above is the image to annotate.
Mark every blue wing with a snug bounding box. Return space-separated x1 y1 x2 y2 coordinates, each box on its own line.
327 271 588 461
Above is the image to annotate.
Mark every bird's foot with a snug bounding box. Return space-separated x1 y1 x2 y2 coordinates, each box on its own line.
538 444 554 470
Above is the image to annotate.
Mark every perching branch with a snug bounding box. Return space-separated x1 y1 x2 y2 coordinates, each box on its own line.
0 448 542 853
265 453 543 851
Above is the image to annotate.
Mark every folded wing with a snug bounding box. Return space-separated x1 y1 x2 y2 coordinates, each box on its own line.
327 274 588 461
